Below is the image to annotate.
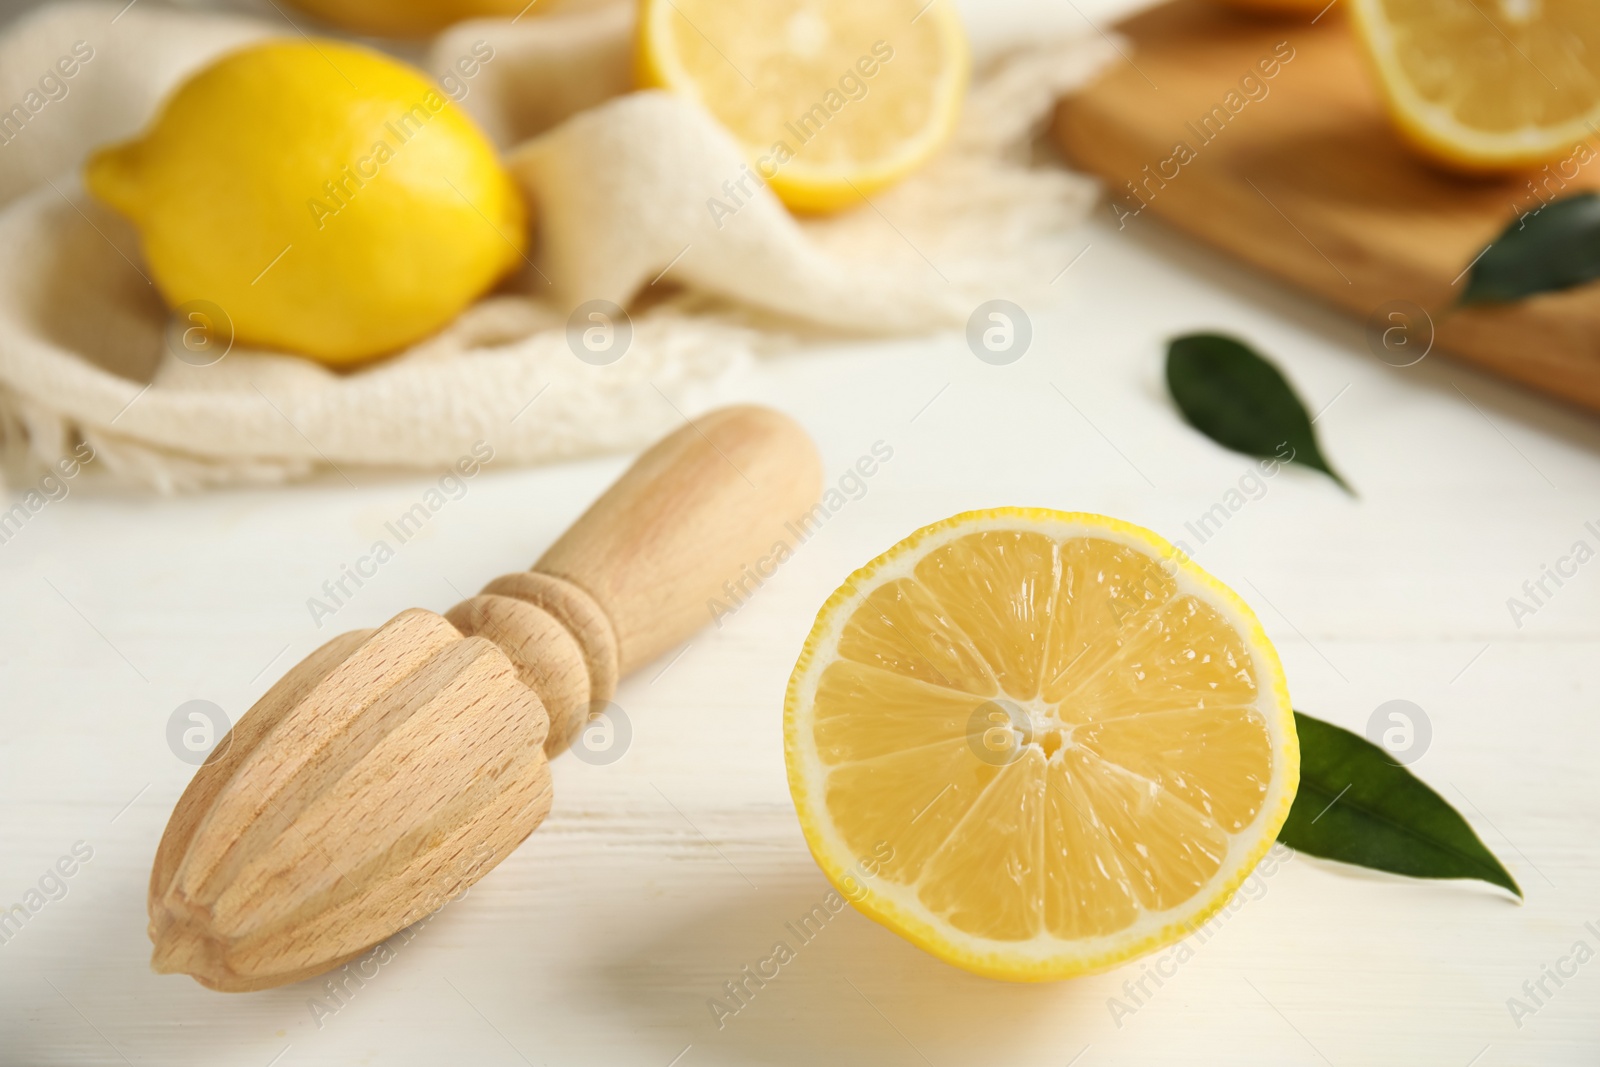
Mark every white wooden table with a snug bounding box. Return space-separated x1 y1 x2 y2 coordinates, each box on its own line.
4 4 1600 1065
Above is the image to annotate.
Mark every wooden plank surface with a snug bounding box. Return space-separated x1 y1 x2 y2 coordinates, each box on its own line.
1054 0 1600 413
5 246 1600 1061
3 1 1600 1063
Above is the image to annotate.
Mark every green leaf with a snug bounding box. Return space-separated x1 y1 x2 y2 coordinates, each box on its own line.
1165 333 1353 494
1278 711 1521 898
1461 191 1600 305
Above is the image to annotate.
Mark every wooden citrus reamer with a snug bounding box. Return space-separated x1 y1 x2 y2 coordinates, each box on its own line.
149 405 822 991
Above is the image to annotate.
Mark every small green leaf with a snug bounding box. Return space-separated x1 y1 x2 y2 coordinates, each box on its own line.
1461 192 1600 305
1278 711 1521 898
1165 333 1353 494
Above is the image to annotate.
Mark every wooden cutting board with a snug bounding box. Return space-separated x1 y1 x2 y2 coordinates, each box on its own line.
1053 0 1600 413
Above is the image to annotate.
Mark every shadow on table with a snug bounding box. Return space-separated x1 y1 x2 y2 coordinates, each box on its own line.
593 876 1103 1067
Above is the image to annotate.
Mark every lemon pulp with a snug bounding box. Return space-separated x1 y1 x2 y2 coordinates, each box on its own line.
785 510 1298 980
636 0 969 212
1350 0 1600 171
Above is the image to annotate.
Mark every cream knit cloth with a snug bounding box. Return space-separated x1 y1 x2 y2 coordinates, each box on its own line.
0 0 1112 490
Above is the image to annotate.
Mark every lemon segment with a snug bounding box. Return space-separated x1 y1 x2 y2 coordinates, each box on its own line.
785 509 1298 980
85 40 526 366
1348 0 1600 172
635 0 969 213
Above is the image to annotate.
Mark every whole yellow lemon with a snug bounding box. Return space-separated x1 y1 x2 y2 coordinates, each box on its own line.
284 0 551 38
86 40 527 365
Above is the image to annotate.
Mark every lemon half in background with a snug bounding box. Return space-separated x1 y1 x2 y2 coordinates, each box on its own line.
785 509 1298 980
86 40 526 366
636 0 970 213
1349 0 1600 173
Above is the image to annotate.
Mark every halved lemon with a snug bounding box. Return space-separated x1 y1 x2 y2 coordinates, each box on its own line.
1348 0 1600 172
784 509 1299 980
635 0 969 213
